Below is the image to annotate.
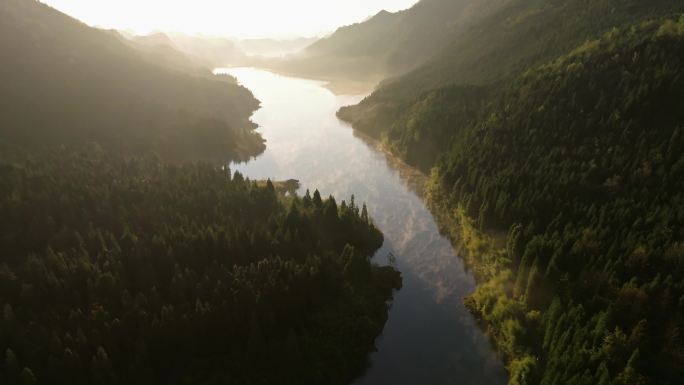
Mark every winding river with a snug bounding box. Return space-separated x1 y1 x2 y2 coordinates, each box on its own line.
217 68 507 385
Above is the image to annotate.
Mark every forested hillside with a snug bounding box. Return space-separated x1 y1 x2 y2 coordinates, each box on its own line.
0 2 405 384
266 0 479 83
0 0 262 162
341 3 684 385
340 3 684 384
440 19 684 385
0 148 401 385
340 0 684 140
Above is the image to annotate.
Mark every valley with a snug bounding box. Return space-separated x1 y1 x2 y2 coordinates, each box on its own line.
2 0 684 384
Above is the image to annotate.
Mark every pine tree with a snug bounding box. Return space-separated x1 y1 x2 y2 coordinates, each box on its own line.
361 203 369 224
312 189 323 207
303 189 312 207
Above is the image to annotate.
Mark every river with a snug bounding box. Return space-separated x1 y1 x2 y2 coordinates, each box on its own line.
216 67 507 385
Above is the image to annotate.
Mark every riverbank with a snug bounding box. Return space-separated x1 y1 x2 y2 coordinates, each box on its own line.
340 105 527 380
424 172 539 384
350 122 526 381
223 67 507 385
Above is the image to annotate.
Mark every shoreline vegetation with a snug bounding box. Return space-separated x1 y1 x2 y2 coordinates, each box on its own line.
354 128 527 381
343 121 521 377
425 171 529 382
349 130 523 378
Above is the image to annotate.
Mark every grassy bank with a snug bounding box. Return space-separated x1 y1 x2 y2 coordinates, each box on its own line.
425 170 539 385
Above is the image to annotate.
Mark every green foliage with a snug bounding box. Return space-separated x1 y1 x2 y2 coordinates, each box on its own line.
0 148 401 385
341 0 684 170
346 2 684 383
434 19 684 384
509 355 537 385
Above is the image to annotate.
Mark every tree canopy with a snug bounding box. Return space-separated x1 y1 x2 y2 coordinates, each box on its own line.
0 148 401 385
343 6 684 385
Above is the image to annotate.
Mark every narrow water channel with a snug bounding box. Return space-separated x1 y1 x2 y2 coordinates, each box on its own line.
217 67 507 385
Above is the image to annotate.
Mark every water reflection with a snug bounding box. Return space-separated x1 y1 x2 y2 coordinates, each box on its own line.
216 67 507 385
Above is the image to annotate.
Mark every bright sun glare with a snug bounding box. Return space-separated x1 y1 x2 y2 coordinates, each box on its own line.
40 0 420 38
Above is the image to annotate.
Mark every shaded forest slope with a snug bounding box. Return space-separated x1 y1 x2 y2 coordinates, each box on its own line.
0 0 262 162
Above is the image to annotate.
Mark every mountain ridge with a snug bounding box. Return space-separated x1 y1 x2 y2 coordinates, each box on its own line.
262 0 475 85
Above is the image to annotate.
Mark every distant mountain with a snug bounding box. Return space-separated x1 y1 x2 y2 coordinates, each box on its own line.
165 33 248 68
266 0 477 83
130 32 176 48
235 37 318 58
0 0 262 161
129 34 318 68
115 32 208 74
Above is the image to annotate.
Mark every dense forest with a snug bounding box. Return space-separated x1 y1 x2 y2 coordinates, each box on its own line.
0 1 404 384
0 0 263 162
340 0 684 142
0 147 401 385
338 1 684 384
6 0 684 383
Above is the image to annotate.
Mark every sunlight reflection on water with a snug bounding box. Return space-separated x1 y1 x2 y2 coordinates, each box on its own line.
216 67 507 385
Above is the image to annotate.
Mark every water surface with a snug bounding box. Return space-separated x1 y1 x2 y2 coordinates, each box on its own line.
217 67 507 385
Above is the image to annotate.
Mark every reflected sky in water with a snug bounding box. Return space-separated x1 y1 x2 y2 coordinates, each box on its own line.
217 67 507 385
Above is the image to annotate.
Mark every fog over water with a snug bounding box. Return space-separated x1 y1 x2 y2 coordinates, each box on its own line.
219 67 507 385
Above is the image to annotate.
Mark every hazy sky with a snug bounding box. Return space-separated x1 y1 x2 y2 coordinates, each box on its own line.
41 0 420 38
